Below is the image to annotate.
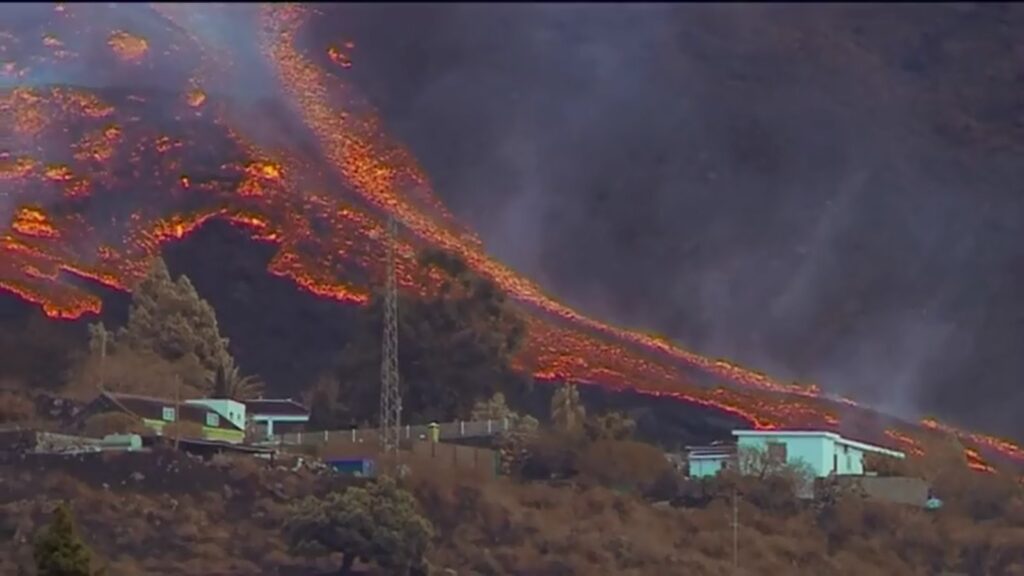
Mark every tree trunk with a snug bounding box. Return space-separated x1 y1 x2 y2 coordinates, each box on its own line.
338 553 355 576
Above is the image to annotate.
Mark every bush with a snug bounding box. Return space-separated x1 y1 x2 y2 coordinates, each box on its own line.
33 503 97 576
519 432 581 480
286 476 433 575
0 390 35 424
576 440 671 494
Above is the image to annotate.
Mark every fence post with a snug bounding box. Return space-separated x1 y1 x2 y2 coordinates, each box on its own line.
323 430 328 442
503 416 509 431
351 428 356 442
460 420 465 436
406 424 410 438
297 431 303 444
487 419 492 434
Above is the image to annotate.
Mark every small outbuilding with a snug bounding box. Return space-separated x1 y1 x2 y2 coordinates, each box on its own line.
685 444 736 478
244 398 311 441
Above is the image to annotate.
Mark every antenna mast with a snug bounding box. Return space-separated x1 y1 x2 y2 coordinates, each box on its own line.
380 215 402 460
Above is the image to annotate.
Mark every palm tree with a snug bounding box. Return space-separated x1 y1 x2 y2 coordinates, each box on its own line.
209 357 264 401
550 383 586 433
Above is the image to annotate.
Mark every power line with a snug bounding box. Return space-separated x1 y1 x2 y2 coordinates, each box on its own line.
379 215 402 461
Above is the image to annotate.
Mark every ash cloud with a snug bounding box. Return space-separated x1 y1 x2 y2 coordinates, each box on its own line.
312 4 1024 439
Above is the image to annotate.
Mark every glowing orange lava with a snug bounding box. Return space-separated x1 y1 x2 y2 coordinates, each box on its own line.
0 4 1021 473
107 31 149 62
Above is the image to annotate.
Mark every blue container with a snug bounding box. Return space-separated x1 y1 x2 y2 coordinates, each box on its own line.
327 458 375 477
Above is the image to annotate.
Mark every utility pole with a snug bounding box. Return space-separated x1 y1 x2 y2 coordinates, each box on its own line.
174 375 182 451
379 215 402 463
732 486 739 574
98 327 107 392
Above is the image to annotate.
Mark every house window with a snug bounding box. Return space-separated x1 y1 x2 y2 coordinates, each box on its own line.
162 407 176 422
766 441 787 463
206 413 220 427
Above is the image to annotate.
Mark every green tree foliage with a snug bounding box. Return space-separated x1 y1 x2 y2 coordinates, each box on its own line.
209 356 264 401
286 477 433 575
472 393 540 475
33 503 95 576
117 258 231 380
68 258 245 398
327 249 527 424
550 383 586 434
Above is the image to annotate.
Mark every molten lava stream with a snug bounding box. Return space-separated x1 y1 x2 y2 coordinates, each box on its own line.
257 4 829 402
1 4 1022 471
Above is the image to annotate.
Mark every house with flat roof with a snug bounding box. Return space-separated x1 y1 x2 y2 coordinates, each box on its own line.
685 429 905 479
244 398 310 441
733 429 905 478
78 391 246 444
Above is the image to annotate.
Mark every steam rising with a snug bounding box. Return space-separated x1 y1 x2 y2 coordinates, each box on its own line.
319 4 1024 439
2 3 1023 446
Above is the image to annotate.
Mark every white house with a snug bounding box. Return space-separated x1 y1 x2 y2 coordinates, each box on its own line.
733 429 905 478
686 429 905 479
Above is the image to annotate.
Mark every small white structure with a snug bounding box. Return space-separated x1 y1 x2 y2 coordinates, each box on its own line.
685 444 736 478
244 399 311 440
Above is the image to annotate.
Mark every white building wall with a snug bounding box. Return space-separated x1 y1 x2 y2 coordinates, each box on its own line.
185 399 247 430
736 434 831 476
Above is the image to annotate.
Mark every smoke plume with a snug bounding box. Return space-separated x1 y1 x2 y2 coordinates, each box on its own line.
311 3 1024 439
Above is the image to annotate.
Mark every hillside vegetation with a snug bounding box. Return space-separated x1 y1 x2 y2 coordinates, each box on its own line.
0 250 1022 575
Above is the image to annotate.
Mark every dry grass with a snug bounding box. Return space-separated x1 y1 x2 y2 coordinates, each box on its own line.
2 442 1023 575
407 451 1024 576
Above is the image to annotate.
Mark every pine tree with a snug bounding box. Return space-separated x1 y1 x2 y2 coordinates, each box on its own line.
116 258 232 390
68 258 241 399
33 503 94 576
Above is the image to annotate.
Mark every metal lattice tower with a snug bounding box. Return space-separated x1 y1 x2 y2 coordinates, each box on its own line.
379 215 402 457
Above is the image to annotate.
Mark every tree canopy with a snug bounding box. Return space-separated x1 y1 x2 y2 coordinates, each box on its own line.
286 477 433 575
117 258 231 378
324 248 528 425
68 258 241 398
33 503 96 576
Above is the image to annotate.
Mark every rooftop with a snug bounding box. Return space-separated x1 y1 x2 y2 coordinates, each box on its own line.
733 429 905 459
244 398 309 417
97 392 243 432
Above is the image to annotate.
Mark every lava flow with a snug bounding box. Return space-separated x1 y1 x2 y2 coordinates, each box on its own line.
1 3 1022 472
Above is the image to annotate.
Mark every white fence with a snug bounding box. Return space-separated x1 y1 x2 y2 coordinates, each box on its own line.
273 418 514 447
